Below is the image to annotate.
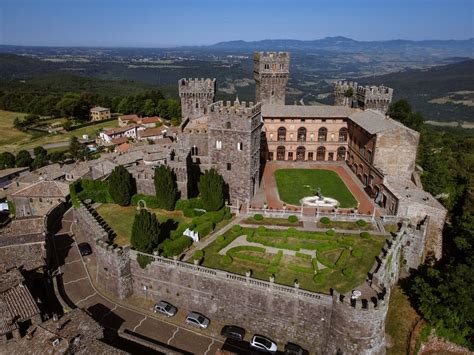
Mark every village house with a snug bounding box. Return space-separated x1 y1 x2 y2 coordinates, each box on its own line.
118 114 139 127
98 125 142 144
0 167 30 189
90 106 111 121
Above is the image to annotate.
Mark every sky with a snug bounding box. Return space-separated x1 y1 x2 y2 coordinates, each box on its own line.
0 0 473 47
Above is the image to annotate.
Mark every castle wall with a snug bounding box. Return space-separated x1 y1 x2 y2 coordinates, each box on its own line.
254 52 290 105
178 78 216 120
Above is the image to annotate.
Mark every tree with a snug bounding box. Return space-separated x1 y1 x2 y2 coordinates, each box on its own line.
15 150 32 167
387 99 424 131
108 165 134 206
50 151 65 163
154 165 178 210
143 99 156 117
33 146 47 158
344 87 354 97
198 168 225 211
131 209 161 253
69 136 87 161
31 154 47 170
0 152 16 169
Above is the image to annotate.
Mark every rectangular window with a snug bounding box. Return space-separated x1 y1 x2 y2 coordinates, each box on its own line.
237 142 243 151
268 152 274 161
227 163 231 171
216 140 222 150
308 152 313 160
288 152 294 160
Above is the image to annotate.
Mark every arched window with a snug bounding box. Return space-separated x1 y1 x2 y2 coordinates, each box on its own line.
296 146 306 160
337 146 346 161
339 128 348 142
226 122 231 129
318 127 327 142
277 146 286 160
297 127 306 142
278 127 286 141
316 146 326 161
216 140 222 150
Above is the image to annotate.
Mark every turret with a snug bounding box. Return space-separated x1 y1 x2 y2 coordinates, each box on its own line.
253 52 290 106
178 78 216 120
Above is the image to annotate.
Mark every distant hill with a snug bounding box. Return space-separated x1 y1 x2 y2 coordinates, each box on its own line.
357 59 474 122
208 37 474 57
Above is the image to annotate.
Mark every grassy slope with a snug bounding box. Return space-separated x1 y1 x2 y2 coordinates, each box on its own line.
0 110 118 153
274 169 358 208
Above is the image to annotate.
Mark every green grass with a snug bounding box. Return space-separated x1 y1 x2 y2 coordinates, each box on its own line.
274 169 358 208
201 226 385 294
96 203 191 247
0 109 118 153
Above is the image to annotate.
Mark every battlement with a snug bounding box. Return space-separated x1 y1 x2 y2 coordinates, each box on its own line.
208 100 262 117
254 52 290 73
357 85 393 99
334 80 358 92
178 78 216 94
332 289 387 310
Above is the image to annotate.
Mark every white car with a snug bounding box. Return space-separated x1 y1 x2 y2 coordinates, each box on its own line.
250 335 278 353
153 301 177 317
185 312 210 329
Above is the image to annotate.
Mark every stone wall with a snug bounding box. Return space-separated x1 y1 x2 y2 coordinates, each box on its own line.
253 52 290 105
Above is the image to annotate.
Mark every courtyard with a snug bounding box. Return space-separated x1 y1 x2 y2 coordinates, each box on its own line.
200 224 386 294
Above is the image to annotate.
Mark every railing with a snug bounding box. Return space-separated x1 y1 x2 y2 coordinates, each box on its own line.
131 250 332 305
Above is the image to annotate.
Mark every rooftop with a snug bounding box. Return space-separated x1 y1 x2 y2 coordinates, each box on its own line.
0 216 45 238
348 110 399 134
11 180 70 198
138 127 165 138
262 104 354 118
118 114 139 121
90 106 110 112
104 125 137 136
0 243 46 273
141 116 162 124
0 167 30 180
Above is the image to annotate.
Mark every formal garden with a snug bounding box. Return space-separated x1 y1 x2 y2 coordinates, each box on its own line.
197 224 386 294
274 168 358 208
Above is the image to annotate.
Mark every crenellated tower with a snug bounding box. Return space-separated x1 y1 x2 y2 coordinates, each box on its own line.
356 85 393 113
253 52 290 106
334 80 358 107
178 78 216 120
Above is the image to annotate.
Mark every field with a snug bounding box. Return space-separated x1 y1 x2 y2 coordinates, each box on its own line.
0 110 118 153
201 226 385 293
96 203 191 247
274 169 358 208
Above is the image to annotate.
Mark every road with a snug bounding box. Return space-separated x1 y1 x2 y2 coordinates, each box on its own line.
52 209 256 355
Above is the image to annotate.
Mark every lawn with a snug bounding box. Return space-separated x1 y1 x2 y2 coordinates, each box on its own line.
274 169 358 208
201 226 386 294
0 109 118 153
96 203 192 247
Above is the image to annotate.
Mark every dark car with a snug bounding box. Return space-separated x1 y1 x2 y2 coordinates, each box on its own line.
284 342 309 355
221 325 245 341
78 242 92 256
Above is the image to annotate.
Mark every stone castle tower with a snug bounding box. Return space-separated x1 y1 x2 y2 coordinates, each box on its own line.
178 78 216 120
207 99 263 206
334 81 393 114
253 52 290 105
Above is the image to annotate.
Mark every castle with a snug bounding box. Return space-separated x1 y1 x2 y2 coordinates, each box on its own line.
173 51 446 260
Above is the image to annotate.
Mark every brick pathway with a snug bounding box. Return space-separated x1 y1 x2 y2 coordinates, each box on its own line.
259 161 376 215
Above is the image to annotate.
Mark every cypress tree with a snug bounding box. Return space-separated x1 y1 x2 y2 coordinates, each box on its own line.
108 165 133 206
131 209 161 253
154 165 178 210
198 168 225 211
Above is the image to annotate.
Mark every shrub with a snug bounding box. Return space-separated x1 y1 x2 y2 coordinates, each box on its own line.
108 166 134 206
221 255 233 266
223 207 232 220
312 258 319 271
253 214 264 221
351 249 363 257
342 267 355 278
195 221 214 238
175 198 204 211
288 215 298 223
313 273 326 284
326 229 336 237
232 224 242 233
154 165 178 210
356 219 367 227
160 235 193 257
193 250 204 260
257 226 267 233
320 217 331 225
336 249 350 267
266 265 279 275
216 235 225 244
360 232 371 240
227 246 270 265
271 250 283 266
287 264 314 274
137 254 153 269
316 252 336 269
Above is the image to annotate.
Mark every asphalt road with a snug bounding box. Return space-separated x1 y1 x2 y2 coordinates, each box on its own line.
52 209 266 355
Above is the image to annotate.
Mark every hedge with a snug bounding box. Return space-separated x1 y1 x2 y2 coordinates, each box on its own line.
266 265 279 275
216 235 225 244
76 179 111 203
193 250 204 260
176 198 206 217
320 217 331 225
231 224 242 232
131 194 161 209
336 249 350 267
160 235 193 257
271 250 283 266
295 252 312 260
253 214 264 221
311 258 319 271
326 229 336 236
288 215 298 223
356 219 367 227
360 231 371 240
227 246 270 265
342 267 355 278
316 252 336 269
137 254 153 269
195 221 214 238
351 249 363 257
221 255 233 266
313 273 326 284
287 264 314 274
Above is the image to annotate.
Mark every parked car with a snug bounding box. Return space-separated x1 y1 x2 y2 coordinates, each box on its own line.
250 335 278 353
78 242 92 256
284 342 309 355
220 325 245 341
185 312 210 329
153 301 177 317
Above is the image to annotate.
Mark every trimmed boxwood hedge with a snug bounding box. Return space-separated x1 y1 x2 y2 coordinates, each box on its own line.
356 219 367 227
288 215 298 223
227 246 270 265
326 229 336 236
320 217 331 225
221 255 233 266
316 252 336 269
287 264 314 274
193 250 204 260
351 249 363 257
253 214 264 221
360 231 371 240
